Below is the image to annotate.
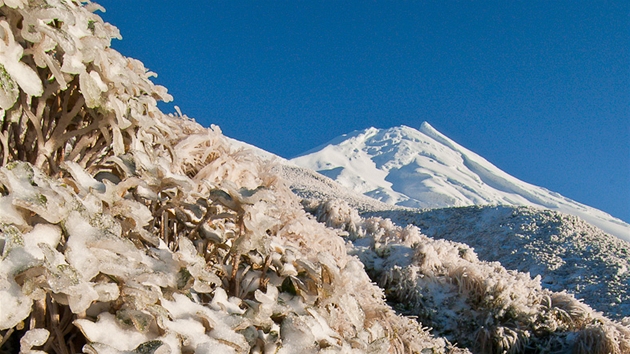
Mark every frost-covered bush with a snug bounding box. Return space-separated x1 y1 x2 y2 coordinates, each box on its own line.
313 199 630 353
0 1 468 353
372 205 630 320
310 199 364 239
0 0 174 175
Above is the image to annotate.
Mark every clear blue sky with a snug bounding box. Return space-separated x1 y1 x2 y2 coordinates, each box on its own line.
97 1 629 223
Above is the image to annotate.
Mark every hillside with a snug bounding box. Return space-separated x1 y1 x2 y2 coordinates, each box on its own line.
276 161 630 321
367 205 630 320
0 2 629 354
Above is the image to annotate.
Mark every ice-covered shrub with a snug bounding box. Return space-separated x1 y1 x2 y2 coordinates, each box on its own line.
0 1 467 353
312 199 364 239
0 151 459 353
312 198 630 353
0 0 174 175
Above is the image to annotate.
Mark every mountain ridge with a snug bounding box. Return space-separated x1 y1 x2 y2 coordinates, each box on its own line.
290 123 630 242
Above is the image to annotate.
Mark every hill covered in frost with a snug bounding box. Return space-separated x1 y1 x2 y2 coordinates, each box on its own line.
0 2 629 354
282 124 630 322
366 205 630 320
276 162 630 321
291 124 630 242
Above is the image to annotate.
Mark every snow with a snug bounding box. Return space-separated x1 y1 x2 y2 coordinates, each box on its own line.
74 313 155 351
291 123 630 242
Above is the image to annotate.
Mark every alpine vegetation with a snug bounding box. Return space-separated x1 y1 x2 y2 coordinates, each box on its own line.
310 199 630 353
0 1 461 353
369 205 630 320
0 1 628 354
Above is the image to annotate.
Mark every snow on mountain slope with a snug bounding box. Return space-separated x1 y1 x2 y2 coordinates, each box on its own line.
291 123 630 242
277 164 405 213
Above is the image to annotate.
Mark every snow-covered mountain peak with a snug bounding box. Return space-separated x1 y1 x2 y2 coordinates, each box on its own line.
418 121 447 138
291 124 630 242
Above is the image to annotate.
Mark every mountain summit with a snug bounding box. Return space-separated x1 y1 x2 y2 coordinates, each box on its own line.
291 123 630 242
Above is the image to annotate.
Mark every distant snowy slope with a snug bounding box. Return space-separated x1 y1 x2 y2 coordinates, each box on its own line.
291 123 630 242
278 165 403 213
226 136 285 161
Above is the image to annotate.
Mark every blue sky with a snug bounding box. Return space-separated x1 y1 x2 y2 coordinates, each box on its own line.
96 1 629 223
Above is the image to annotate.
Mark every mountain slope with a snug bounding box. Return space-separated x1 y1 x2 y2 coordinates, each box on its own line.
272 159 630 320
291 123 630 242
365 205 630 319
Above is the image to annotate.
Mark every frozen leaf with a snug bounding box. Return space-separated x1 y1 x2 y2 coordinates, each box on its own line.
163 318 209 348
3 0 26 8
0 63 18 109
21 223 62 261
305 308 341 347
75 313 155 351
280 263 298 277
0 224 35 273
116 308 154 333
63 161 106 193
194 340 237 354
0 21 43 97
0 278 32 330
26 35 55 67
254 285 278 305
1 162 68 224
80 70 107 108
161 293 248 351
0 196 26 228
112 124 125 155
111 199 153 229
277 314 317 354
132 340 170 354
210 288 245 315
19 328 49 353
94 282 120 302
338 294 365 330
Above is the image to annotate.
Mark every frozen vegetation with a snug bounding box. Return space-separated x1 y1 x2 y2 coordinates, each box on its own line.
367 206 630 320
307 199 630 353
0 1 628 354
282 164 630 322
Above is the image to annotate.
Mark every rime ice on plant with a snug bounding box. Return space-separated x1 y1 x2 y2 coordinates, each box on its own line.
0 1 459 353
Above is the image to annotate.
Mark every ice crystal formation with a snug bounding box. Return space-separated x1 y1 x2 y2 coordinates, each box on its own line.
0 1 628 354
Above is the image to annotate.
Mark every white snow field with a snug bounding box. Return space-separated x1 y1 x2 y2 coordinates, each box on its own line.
291 123 630 242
